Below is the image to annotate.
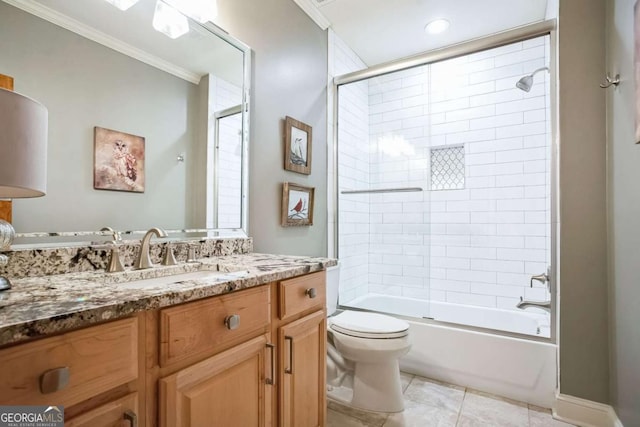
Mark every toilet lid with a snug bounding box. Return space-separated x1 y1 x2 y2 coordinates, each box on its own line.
330 311 409 339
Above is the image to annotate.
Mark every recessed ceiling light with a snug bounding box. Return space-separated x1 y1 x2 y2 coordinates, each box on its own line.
425 19 450 35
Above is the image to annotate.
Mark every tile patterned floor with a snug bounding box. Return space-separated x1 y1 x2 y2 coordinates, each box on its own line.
327 373 576 427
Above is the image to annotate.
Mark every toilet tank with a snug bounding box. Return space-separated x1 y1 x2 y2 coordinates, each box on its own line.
326 262 341 315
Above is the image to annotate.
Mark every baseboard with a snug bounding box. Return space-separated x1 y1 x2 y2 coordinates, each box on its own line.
554 393 623 427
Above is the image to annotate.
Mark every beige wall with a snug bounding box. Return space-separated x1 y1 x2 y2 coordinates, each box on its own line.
557 0 609 403
607 0 640 424
215 0 329 257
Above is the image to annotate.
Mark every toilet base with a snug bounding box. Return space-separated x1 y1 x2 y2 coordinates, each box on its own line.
351 360 405 413
327 361 406 413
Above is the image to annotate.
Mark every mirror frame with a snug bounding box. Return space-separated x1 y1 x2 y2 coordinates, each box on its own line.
2 0 252 246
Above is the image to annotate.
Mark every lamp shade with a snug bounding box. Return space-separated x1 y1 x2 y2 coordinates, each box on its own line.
0 88 48 198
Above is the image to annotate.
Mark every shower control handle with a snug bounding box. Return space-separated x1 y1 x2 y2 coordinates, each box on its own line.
305 288 317 299
530 267 550 289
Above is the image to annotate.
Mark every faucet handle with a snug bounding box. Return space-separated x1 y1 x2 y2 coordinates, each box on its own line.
530 267 550 289
106 242 125 273
186 245 198 263
162 243 177 266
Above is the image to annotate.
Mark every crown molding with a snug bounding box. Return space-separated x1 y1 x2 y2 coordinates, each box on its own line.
292 0 330 30
2 0 202 84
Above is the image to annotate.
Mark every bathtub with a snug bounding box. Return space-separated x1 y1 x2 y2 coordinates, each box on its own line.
343 294 557 408
347 293 551 337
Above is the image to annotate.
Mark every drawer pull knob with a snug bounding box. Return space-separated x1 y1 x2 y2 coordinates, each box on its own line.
224 314 241 330
39 367 70 394
305 288 317 299
124 410 138 427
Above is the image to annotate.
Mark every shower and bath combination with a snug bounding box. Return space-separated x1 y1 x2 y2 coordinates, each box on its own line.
333 29 556 409
516 66 549 92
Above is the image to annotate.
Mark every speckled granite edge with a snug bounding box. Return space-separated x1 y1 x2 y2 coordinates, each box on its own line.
1 237 253 278
0 253 337 347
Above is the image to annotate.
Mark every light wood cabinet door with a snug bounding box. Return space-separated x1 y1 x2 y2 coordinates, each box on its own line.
159 334 274 427
278 310 326 427
66 393 139 427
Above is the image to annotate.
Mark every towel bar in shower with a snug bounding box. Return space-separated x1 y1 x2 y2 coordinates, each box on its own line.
340 187 423 195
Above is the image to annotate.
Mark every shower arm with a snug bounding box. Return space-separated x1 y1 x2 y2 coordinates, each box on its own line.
530 67 549 78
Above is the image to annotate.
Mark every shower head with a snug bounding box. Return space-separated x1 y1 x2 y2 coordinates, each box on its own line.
516 75 534 92
515 67 549 92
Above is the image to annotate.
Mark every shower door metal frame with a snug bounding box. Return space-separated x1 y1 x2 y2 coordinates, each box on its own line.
210 105 243 229
332 19 559 344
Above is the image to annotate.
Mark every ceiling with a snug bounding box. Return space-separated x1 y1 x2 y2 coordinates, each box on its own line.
5 0 244 86
303 0 554 66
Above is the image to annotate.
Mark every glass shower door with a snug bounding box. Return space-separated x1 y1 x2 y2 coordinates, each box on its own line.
336 66 432 320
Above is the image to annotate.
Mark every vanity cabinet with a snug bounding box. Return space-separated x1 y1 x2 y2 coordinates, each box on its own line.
0 270 327 427
275 272 327 427
0 317 144 425
278 311 326 427
159 334 273 426
65 393 139 427
150 271 327 427
153 285 273 427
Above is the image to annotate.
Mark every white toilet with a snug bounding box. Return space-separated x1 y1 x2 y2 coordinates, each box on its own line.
326 264 411 413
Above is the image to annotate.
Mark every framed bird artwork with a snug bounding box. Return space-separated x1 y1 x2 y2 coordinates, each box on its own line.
284 116 312 175
94 126 145 193
281 182 314 226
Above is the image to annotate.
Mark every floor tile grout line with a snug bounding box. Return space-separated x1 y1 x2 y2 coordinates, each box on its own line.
329 373 566 427
454 387 468 427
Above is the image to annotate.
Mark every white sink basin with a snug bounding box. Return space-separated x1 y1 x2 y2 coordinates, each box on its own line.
117 269 251 290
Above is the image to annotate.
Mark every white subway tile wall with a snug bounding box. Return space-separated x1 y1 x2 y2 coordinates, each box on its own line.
333 32 370 303
336 34 552 320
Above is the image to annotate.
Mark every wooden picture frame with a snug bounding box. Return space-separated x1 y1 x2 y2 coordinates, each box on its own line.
284 116 312 175
281 182 314 226
94 126 145 193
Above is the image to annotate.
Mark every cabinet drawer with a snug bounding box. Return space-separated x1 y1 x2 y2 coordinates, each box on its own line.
0 317 138 407
279 271 326 321
66 392 138 427
160 285 270 367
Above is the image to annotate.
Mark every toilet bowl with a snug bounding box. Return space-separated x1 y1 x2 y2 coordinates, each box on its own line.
326 264 412 413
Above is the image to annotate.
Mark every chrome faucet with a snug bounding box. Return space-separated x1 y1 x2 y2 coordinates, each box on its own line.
134 227 168 270
517 297 551 313
517 267 553 313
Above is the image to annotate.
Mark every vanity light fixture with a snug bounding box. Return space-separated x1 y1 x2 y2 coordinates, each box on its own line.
103 0 141 11
424 18 450 35
163 0 217 24
153 0 190 39
0 88 48 291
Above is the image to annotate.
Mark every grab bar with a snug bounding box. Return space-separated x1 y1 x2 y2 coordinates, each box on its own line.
341 187 423 195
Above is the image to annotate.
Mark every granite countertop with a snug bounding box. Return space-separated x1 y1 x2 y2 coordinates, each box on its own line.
0 253 337 347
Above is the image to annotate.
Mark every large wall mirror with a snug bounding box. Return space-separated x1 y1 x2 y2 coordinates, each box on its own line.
0 0 250 245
